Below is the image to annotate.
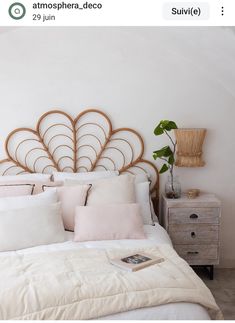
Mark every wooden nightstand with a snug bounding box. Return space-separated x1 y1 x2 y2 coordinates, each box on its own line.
161 193 221 279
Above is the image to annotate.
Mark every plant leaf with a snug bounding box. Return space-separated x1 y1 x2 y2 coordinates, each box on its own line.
153 146 172 159
164 121 178 131
154 120 177 135
159 164 169 174
154 124 164 136
160 120 170 128
168 154 175 165
153 149 165 158
162 146 173 157
154 120 178 133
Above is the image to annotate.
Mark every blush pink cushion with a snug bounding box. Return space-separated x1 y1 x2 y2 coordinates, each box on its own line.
32 181 63 194
44 185 91 231
74 203 146 242
0 184 34 198
0 179 63 194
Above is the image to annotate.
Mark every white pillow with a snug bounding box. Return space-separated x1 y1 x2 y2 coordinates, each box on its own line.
134 173 150 183
135 182 153 225
150 199 159 224
134 174 158 224
66 174 136 206
0 173 51 182
52 170 119 182
0 202 65 252
0 190 57 211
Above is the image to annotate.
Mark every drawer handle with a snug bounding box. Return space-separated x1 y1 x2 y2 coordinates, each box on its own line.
191 232 196 238
187 251 199 255
190 213 198 219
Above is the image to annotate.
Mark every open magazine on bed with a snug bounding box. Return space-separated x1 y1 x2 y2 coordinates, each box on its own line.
110 253 164 272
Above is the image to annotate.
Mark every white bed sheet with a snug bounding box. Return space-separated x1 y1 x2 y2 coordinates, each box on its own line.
0 223 211 320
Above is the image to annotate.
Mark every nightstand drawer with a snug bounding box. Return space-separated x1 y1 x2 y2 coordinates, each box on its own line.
169 224 219 244
175 244 218 261
169 207 220 224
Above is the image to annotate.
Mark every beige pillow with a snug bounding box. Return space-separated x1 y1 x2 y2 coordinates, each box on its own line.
0 203 65 252
66 174 136 206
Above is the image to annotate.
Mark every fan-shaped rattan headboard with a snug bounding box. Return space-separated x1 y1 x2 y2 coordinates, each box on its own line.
0 109 159 210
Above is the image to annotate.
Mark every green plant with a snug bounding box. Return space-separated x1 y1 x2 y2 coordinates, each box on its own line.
153 120 178 197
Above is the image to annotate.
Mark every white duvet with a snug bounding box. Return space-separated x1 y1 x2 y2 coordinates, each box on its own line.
0 224 221 320
0 222 172 256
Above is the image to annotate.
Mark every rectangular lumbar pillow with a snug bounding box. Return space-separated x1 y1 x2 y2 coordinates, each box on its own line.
43 185 91 231
0 190 58 212
0 184 34 198
0 202 65 252
0 174 62 195
66 174 136 206
0 173 52 182
74 203 146 242
52 170 119 182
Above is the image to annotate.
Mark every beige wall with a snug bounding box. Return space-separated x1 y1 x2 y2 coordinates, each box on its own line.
0 27 234 267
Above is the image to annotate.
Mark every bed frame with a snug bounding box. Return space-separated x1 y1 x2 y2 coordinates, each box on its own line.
0 109 159 212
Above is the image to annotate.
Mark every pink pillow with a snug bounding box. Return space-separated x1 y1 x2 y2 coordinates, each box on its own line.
74 204 146 242
32 181 63 194
44 185 91 231
0 179 63 194
0 184 34 198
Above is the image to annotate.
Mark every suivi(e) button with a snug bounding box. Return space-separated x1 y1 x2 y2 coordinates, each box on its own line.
163 2 210 20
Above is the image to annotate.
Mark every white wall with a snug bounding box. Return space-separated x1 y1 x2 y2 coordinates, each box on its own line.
0 27 235 267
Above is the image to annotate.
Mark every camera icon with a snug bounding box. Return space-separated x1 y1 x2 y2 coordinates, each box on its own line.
9 2 26 20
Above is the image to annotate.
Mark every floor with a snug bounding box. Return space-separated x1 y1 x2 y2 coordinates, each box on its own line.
194 267 235 320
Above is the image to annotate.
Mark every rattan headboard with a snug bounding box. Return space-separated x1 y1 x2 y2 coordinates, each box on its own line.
0 109 159 210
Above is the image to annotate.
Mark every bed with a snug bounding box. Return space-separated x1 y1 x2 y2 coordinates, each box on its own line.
0 223 212 320
0 109 222 320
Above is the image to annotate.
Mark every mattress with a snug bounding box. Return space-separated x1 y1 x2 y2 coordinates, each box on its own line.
0 223 211 320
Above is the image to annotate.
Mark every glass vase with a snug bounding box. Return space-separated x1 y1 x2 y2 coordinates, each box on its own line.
165 175 181 199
